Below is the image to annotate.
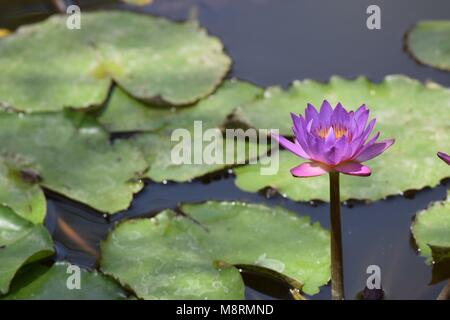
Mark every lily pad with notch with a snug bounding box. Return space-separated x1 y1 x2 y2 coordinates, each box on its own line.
406 20 450 71
100 202 330 299
0 206 54 295
0 11 231 112
0 110 148 214
412 191 450 264
234 76 450 202
98 80 262 133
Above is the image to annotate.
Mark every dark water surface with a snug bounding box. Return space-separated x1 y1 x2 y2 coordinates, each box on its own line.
1 0 449 300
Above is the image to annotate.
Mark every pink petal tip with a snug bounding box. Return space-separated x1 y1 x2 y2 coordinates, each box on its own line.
335 162 371 177
290 162 330 178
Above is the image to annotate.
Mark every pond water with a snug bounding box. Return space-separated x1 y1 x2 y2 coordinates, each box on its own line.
1 0 449 300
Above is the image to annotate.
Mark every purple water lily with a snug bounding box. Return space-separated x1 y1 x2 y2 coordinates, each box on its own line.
272 100 395 178
438 152 450 165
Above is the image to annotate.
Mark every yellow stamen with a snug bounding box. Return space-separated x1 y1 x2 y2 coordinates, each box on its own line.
316 125 349 139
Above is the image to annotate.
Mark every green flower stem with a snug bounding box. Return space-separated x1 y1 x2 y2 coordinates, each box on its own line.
329 172 345 300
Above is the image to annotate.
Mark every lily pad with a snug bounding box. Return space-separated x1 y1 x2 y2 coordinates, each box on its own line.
101 210 245 300
0 111 147 214
406 21 450 71
234 76 450 201
0 157 46 224
0 11 230 112
3 262 128 300
412 191 450 264
99 80 262 133
181 201 330 295
101 202 330 298
0 206 54 295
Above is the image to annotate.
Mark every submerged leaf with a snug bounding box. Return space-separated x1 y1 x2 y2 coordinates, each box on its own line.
0 11 230 112
101 202 330 298
234 76 450 201
0 206 54 295
406 21 450 71
3 262 128 300
412 191 450 264
0 111 147 214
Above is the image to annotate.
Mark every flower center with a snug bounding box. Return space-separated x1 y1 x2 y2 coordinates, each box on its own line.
316 125 349 140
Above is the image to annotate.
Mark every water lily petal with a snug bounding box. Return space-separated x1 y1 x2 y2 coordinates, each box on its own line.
355 139 395 162
292 125 312 156
271 133 309 159
290 162 330 177
360 118 376 142
335 162 371 176
290 113 302 133
331 102 349 125
330 136 350 164
437 151 450 165
305 103 319 124
319 100 333 125
324 127 336 146
354 104 369 127
352 131 380 158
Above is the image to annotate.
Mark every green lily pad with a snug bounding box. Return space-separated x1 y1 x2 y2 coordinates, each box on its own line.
3 262 128 300
412 191 450 264
0 111 147 214
234 76 450 201
406 21 450 71
0 157 46 224
0 11 230 112
181 201 330 295
101 202 330 298
99 80 262 133
0 207 54 295
101 210 245 300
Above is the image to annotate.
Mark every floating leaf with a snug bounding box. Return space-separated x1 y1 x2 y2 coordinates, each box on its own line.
3 262 128 300
101 202 330 298
181 201 330 295
406 21 450 71
234 76 450 201
0 207 54 294
0 111 147 214
101 210 245 300
0 11 230 112
99 80 262 133
412 191 450 264
0 158 46 224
